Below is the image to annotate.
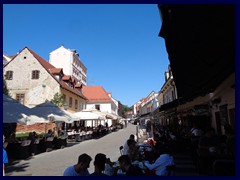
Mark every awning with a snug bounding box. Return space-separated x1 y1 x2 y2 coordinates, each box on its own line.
31 102 76 123
3 94 48 125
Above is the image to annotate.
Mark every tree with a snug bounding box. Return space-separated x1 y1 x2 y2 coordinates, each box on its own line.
122 105 132 118
49 93 64 107
3 78 10 96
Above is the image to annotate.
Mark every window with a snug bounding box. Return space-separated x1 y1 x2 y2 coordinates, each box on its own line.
75 99 78 110
95 104 100 110
16 94 25 104
32 70 40 79
79 102 86 110
69 97 72 108
6 71 13 80
79 102 83 110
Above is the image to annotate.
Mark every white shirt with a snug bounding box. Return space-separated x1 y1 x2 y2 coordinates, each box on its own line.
144 154 174 176
192 129 203 137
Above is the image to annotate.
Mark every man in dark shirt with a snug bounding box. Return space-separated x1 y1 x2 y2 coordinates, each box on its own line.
118 155 144 176
89 153 109 176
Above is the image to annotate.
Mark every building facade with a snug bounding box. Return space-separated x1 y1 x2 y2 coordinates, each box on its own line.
82 86 118 127
49 46 87 85
3 47 88 112
161 65 178 104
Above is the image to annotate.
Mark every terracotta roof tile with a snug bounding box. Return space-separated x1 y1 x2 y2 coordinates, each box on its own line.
28 47 88 100
75 82 82 88
5 47 88 101
59 81 87 100
82 86 111 102
62 75 71 81
49 68 63 75
27 47 55 70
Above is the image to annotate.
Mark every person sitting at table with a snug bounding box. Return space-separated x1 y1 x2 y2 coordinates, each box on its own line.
105 158 115 176
149 135 162 161
58 130 68 139
89 153 109 176
190 124 204 137
127 139 139 161
45 129 53 138
198 127 221 152
7 132 20 143
63 153 92 176
144 147 174 176
118 155 144 176
27 131 39 155
52 128 58 138
123 134 136 155
28 131 38 142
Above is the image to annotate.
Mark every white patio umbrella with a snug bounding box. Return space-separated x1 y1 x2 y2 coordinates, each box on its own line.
31 102 76 124
85 108 118 120
3 94 48 125
102 111 118 120
73 109 106 127
73 109 106 120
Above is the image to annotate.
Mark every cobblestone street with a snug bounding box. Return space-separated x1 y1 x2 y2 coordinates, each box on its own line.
6 124 138 176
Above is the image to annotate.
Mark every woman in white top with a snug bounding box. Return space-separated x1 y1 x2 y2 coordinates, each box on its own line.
144 148 174 176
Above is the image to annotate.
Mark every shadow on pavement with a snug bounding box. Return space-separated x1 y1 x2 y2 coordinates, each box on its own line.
5 159 30 176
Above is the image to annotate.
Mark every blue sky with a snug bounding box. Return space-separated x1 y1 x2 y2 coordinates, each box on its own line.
3 4 170 107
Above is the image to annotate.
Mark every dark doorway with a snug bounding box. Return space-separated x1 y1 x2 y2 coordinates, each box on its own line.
215 111 222 134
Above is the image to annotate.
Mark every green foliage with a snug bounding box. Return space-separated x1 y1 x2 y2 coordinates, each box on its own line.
16 132 29 138
122 105 132 118
3 78 10 96
49 93 64 107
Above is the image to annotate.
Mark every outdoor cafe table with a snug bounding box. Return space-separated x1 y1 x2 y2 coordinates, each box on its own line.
137 143 154 162
110 144 155 176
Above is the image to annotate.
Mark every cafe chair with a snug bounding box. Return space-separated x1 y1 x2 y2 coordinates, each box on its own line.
119 146 124 155
18 140 31 159
166 164 176 176
30 139 40 155
45 137 54 152
21 140 31 147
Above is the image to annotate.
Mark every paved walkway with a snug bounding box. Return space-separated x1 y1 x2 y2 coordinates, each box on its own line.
6 123 138 176
6 124 199 176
